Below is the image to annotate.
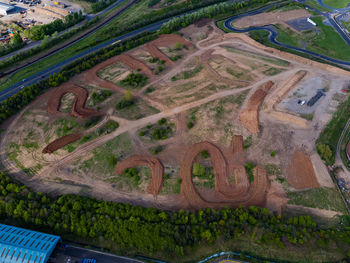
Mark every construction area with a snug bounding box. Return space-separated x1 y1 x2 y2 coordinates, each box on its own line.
1 20 349 216
0 0 82 25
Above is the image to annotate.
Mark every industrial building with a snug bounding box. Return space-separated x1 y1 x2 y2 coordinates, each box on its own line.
0 224 61 263
0 2 15 15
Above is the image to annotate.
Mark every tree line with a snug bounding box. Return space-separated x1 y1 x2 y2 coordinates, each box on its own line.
0 171 349 260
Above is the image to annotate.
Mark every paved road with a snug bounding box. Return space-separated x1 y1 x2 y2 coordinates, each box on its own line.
223 2 350 67
56 246 145 263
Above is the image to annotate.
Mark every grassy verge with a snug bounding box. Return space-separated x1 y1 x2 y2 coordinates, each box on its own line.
287 187 348 213
317 95 350 164
323 0 349 8
304 0 333 12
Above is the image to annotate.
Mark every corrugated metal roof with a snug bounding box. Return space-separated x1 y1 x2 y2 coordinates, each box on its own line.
0 224 60 263
0 2 15 12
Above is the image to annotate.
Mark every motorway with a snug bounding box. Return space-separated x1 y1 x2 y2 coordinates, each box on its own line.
223 2 350 68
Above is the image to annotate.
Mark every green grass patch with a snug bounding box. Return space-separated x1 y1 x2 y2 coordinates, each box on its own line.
323 0 349 8
139 118 174 141
262 67 285 76
316 94 350 165
287 187 348 213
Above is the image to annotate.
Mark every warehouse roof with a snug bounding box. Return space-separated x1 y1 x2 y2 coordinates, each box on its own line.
0 2 15 12
0 224 60 263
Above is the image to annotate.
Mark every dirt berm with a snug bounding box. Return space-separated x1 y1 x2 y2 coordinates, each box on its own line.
114 155 164 196
43 133 82 154
287 150 320 189
47 84 100 118
239 81 274 134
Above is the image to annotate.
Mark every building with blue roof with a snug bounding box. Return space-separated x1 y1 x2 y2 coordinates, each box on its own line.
0 224 61 263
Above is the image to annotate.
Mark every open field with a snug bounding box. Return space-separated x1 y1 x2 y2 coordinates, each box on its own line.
323 0 349 8
1 21 349 217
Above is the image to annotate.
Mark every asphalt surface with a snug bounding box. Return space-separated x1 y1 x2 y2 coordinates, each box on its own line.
223 2 350 68
56 246 145 263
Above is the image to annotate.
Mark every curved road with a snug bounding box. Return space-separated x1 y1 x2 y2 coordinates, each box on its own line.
223 2 350 67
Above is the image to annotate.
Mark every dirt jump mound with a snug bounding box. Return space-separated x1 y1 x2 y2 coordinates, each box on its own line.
146 43 173 66
239 81 274 134
47 84 100 118
287 150 320 189
43 133 82 154
115 155 164 196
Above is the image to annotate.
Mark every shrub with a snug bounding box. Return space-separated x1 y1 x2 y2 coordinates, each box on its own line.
201 150 209 159
174 42 184 50
158 118 167 125
270 151 276 157
187 121 194 129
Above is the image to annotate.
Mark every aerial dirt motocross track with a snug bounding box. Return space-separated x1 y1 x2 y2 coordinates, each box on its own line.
146 43 173 66
115 155 164 196
47 84 100 118
115 136 269 209
239 81 274 134
287 150 320 189
179 137 268 209
43 133 82 154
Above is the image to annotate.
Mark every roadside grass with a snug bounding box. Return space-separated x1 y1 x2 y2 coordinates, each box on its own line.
323 0 349 8
304 0 333 12
287 187 348 213
339 124 350 171
306 16 350 60
317 94 350 164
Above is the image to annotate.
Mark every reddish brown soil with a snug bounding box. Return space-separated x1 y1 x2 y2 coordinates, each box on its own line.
114 155 164 196
47 84 100 118
151 34 193 50
239 81 274 134
179 140 269 209
118 54 153 76
287 150 320 189
43 133 82 154
232 135 244 164
146 43 173 66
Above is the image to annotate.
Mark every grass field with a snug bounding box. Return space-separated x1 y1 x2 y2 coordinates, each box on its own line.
322 0 349 8
304 0 333 12
287 187 348 213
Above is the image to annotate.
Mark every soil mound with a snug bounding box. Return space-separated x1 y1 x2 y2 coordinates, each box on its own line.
115 155 164 196
43 133 82 154
287 150 320 189
146 43 173 66
151 34 193 50
239 81 274 133
47 84 99 118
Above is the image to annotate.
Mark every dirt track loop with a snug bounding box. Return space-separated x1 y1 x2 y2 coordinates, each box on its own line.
43 133 82 154
239 80 274 134
179 139 269 209
287 150 320 189
47 84 100 118
114 155 164 196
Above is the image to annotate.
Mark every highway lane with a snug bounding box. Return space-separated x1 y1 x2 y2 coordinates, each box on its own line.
0 20 164 101
223 3 350 67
